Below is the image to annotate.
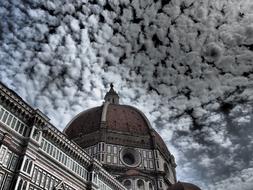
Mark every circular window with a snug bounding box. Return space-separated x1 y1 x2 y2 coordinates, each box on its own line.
120 148 141 167
137 179 145 190
123 180 132 189
123 153 135 165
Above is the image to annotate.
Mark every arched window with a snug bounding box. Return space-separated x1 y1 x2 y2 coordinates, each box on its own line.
17 179 23 189
159 180 163 188
22 181 27 190
149 182 154 190
137 179 144 190
164 163 169 177
23 159 29 172
123 180 131 190
27 161 33 174
93 173 97 183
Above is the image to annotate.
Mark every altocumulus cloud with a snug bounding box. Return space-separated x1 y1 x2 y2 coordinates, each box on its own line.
1 0 253 189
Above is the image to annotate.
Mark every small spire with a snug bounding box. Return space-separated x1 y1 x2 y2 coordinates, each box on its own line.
104 83 119 104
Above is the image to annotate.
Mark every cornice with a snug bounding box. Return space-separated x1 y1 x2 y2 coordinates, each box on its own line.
0 82 33 115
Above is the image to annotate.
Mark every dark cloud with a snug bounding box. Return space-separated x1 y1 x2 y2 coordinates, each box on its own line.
1 0 253 189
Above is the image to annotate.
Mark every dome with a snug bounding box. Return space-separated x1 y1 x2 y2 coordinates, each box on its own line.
65 104 150 137
63 84 178 188
167 182 201 190
64 103 171 159
64 84 172 161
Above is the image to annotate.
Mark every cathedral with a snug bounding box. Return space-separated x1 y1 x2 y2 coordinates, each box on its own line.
0 81 200 190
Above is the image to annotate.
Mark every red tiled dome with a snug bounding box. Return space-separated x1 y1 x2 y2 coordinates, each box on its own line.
64 84 172 161
64 103 171 158
106 104 150 134
167 182 201 190
64 104 150 138
64 106 103 137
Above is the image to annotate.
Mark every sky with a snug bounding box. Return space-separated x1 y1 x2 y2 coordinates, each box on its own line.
1 0 253 189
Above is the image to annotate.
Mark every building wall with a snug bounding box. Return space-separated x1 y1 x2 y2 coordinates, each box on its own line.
85 141 176 190
0 105 89 189
0 82 126 190
85 143 155 171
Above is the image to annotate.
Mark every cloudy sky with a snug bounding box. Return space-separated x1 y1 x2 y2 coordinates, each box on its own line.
1 0 253 189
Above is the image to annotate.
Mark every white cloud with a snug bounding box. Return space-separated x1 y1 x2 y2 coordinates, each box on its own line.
208 168 253 190
1 0 253 189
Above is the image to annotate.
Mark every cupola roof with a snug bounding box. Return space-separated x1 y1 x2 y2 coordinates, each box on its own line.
63 85 173 162
104 83 119 104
